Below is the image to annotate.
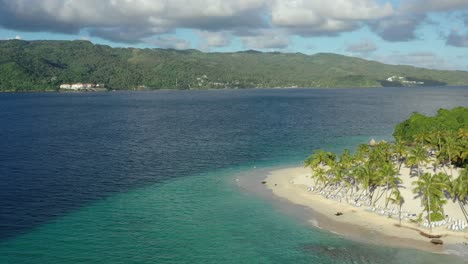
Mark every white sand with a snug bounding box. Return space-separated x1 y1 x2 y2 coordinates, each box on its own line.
264 166 468 252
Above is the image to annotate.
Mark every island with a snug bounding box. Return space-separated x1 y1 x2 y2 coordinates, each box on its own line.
264 107 468 252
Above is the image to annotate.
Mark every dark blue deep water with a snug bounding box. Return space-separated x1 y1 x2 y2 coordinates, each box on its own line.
1 87 467 263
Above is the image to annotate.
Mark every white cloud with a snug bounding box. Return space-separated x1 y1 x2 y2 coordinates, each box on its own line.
0 0 267 42
6 35 22 40
197 31 231 48
368 14 425 42
401 0 468 13
0 0 397 43
368 1 468 42
0 0 467 52
445 29 468 47
271 0 394 36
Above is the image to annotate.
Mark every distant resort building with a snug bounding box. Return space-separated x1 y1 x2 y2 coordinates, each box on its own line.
386 76 404 82
60 83 104 90
386 76 424 85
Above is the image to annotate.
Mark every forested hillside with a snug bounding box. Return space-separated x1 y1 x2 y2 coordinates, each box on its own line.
1 40 468 91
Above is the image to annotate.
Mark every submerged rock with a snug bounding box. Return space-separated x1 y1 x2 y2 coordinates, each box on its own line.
419 231 442 239
430 238 443 245
301 244 378 263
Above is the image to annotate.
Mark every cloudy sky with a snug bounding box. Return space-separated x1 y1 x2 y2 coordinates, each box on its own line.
1 0 468 70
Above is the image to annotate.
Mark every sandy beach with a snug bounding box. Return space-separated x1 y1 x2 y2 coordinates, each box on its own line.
263 166 468 255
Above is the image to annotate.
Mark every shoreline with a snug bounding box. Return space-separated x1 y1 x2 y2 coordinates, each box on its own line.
0 87 370 93
2 85 468 94
258 166 468 256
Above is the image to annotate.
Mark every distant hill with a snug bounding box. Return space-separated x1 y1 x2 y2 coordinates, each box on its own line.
1 40 468 91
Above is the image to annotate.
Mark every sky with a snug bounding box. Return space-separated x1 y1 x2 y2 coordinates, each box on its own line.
0 0 468 71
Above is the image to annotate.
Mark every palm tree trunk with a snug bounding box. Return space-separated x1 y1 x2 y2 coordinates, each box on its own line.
449 153 453 177
355 189 366 203
427 191 432 232
368 188 374 204
399 204 402 225
441 165 448 174
313 178 319 189
417 162 421 177
437 135 441 152
333 185 344 197
346 186 355 203
385 181 389 208
373 188 386 206
458 200 468 223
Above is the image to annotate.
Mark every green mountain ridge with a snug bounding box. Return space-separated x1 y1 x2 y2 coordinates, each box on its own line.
1 39 468 91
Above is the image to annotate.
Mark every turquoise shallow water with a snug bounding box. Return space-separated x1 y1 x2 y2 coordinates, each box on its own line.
1 163 466 264
1 88 468 263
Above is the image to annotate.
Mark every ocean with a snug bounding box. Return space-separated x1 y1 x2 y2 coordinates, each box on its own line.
1 87 467 263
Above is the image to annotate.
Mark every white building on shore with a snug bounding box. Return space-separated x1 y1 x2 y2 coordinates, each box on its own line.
71 83 85 90
60 83 104 90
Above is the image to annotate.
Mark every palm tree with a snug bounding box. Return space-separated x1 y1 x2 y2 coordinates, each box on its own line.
304 149 335 170
458 138 468 167
431 158 442 174
342 175 355 203
339 148 353 169
354 160 381 204
393 138 408 172
304 150 322 170
337 149 357 201
455 128 468 166
441 132 462 177
328 160 346 194
428 128 445 152
414 132 429 147
450 167 468 223
412 172 448 232
312 166 329 190
457 127 468 138
389 188 405 225
355 144 370 163
305 150 336 189
380 162 400 208
375 141 393 162
407 144 428 177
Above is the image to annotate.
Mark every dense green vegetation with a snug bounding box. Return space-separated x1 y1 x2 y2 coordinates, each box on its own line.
394 107 467 168
394 107 468 145
304 107 468 231
2 40 468 91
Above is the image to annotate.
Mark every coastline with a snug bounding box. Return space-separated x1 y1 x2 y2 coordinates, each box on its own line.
0 87 366 93
260 166 468 256
2 85 468 93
